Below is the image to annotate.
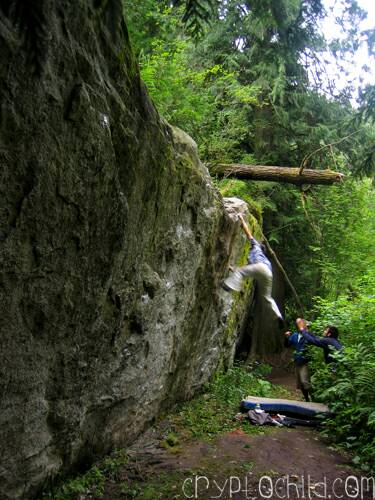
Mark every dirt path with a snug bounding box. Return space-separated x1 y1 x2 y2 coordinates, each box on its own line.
100 368 373 499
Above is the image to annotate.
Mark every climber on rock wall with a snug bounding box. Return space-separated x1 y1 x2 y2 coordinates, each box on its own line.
223 213 284 328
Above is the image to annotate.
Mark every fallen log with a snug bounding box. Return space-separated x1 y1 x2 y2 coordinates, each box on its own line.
208 163 344 185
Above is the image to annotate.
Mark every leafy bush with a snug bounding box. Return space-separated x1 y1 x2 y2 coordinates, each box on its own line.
309 271 375 472
139 37 262 162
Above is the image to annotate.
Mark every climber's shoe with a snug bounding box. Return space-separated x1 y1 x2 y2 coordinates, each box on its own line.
223 270 243 292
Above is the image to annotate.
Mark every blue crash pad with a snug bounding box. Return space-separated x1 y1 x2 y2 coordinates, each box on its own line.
241 396 332 418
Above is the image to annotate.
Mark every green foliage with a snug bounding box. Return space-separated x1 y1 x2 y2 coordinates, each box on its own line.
123 1 175 56
215 178 263 224
172 362 289 440
124 0 375 173
358 84 375 123
138 31 263 161
41 450 129 499
181 0 217 37
140 38 213 133
264 178 375 311
309 271 375 472
307 180 374 297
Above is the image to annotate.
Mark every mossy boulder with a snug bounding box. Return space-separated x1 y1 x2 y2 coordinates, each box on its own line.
0 3 255 498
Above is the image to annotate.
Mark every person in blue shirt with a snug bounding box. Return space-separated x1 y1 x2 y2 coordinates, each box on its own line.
223 213 283 326
284 318 312 401
298 323 342 365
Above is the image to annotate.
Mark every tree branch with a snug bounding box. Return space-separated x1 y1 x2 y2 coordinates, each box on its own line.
298 130 359 175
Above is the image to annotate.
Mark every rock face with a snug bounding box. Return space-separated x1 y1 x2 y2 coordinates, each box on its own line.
0 3 255 498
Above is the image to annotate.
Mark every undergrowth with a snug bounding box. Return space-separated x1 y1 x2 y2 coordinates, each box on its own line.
40 449 129 500
170 362 290 440
309 271 375 473
40 363 291 499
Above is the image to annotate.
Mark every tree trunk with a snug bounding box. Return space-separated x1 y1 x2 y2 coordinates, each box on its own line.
208 163 344 185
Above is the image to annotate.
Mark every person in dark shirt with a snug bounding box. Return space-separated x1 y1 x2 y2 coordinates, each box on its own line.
284 318 311 401
298 322 342 365
223 213 283 325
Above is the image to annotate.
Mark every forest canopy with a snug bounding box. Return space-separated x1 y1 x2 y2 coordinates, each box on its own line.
123 0 374 300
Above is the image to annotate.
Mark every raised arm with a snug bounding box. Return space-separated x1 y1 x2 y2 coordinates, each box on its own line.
238 213 253 240
299 328 328 348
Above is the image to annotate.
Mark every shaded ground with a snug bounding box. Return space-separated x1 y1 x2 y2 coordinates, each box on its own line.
265 366 299 395
97 367 373 499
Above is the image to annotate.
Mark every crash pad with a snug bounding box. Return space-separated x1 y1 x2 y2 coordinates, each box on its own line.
241 396 332 418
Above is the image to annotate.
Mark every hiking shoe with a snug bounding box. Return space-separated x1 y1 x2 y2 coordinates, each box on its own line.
223 270 243 292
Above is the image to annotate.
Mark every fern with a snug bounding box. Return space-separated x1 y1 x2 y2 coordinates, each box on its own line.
310 272 375 471
182 0 217 37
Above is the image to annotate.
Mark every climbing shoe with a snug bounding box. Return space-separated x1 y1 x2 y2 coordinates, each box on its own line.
223 270 243 292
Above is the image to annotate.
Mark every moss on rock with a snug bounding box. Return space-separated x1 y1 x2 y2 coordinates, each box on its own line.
0 5 259 499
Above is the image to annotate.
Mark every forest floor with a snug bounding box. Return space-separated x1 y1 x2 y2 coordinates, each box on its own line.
49 365 374 500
